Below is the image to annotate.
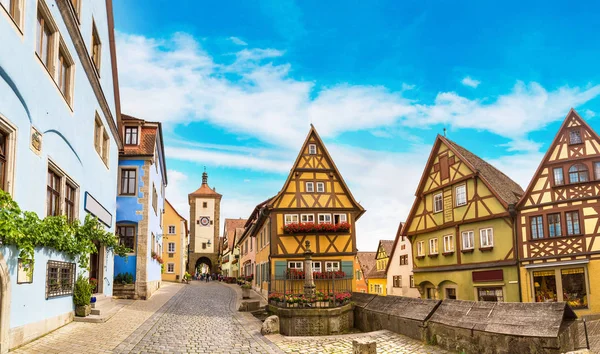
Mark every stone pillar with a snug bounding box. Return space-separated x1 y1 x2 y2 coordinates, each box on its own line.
304 241 315 297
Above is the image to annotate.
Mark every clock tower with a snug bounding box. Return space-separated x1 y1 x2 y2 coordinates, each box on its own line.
188 170 222 274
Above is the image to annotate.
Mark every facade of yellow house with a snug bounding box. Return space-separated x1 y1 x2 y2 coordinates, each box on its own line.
517 109 600 316
244 125 365 296
242 198 273 297
367 240 393 296
162 200 189 282
404 135 524 302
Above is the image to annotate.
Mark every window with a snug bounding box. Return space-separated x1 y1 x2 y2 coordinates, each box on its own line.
47 169 61 216
91 22 101 74
168 225 176 234
301 214 314 223
46 260 75 299
455 185 467 206
433 193 443 213
410 275 415 288
374 284 383 294
569 164 589 183
288 261 303 269
553 168 564 186
250 238 253 251
325 261 340 272
461 231 474 250
393 275 402 288
356 270 361 280
167 242 175 253
530 216 544 239
446 288 457 300
57 44 74 103
426 287 436 299
533 270 556 303
561 268 587 309
0 131 6 191
316 182 325 193
417 241 425 256
94 117 102 155
284 214 299 225
399 255 408 265
167 263 175 273
443 235 454 253
102 130 110 164
203 202 207 208
548 213 562 237
429 238 438 255
478 287 504 302
333 214 347 224
152 184 158 214
36 5 55 69
308 144 317 155
1 0 24 28
566 211 581 235
595 162 600 180
65 182 76 222
312 261 321 272
117 225 135 250
94 115 109 164
124 127 139 145
318 214 332 224
569 130 582 144
480 228 494 248
202 242 206 250
306 182 314 193
120 169 136 195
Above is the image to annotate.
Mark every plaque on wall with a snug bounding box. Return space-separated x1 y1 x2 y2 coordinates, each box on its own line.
443 195 453 223
30 126 42 155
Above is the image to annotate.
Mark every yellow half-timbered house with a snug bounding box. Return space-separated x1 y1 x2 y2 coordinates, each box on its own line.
404 135 523 302
244 125 365 294
367 240 393 296
518 109 600 315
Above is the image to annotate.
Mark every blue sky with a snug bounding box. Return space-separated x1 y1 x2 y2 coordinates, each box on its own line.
113 1 600 251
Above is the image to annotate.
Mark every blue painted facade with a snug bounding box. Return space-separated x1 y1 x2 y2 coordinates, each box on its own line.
0 0 122 349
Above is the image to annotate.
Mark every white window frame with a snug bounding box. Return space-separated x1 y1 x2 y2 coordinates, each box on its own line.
168 225 176 234
288 261 303 269
166 263 175 273
443 234 454 253
305 182 314 193
284 214 299 225
462 231 474 250
316 182 325 193
0 117 17 196
301 214 314 223
168 242 175 253
325 261 340 272
1 0 25 30
312 261 321 272
429 238 438 255
455 184 467 206
308 144 317 155
433 193 443 213
480 228 494 248
334 214 347 224
318 214 332 224
417 241 425 256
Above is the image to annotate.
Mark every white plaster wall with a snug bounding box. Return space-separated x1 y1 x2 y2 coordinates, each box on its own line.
387 238 421 298
194 197 215 253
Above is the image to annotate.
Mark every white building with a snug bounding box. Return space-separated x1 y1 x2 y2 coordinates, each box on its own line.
387 222 421 298
0 0 121 350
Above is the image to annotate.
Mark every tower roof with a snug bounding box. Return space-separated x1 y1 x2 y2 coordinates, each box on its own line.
189 170 222 200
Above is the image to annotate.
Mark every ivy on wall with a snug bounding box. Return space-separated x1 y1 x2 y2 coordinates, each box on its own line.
0 190 130 273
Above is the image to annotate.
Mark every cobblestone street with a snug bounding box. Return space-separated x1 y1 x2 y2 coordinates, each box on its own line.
14 281 448 353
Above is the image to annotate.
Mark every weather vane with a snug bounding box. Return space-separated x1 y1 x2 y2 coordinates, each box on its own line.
443 127 447 137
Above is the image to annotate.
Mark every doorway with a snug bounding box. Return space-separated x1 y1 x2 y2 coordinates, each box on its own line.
89 243 104 294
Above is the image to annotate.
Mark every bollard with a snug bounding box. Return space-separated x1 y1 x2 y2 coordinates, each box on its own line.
353 339 376 354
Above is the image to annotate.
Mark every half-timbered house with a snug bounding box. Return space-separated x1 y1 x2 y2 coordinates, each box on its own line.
367 240 393 296
245 125 365 294
404 135 523 302
517 109 600 315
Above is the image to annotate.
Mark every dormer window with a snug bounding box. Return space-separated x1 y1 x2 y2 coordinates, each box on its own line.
316 182 325 193
308 144 317 155
569 130 582 145
124 126 138 145
306 182 314 193
569 164 589 183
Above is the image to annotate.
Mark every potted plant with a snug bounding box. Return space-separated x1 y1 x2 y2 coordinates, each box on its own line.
73 274 94 317
241 282 252 299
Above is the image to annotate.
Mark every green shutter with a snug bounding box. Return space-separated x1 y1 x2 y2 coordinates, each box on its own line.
275 261 287 279
341 261 353 278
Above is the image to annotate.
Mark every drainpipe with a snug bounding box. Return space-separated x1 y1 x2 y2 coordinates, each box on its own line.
509 203 523 303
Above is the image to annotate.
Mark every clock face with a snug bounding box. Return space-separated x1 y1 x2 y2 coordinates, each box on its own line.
199 216 210 226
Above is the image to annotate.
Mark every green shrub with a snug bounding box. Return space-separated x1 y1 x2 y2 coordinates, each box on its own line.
114 272 134 284
241 283 252 289
73 274 94 306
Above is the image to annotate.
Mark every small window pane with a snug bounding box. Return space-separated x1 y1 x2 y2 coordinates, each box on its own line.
569 164 589 183
455 185 466 206
569 130 582 144
553 168 564 185
531 216 544 239
548 213 562 237
433 193 443 213
566 211 580 235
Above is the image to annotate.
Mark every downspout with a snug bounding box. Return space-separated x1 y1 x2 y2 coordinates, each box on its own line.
509 203 523 303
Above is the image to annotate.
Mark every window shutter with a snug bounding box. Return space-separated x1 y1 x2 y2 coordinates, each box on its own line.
275 261 286 278
341 261 353 278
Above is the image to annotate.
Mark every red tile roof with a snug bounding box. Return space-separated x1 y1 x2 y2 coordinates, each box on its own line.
224 218 247 250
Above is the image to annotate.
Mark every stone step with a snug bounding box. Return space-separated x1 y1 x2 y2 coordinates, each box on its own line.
74 298 134 323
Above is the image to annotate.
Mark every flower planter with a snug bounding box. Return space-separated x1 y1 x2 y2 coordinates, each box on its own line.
242 288 251 299
75 304 91 317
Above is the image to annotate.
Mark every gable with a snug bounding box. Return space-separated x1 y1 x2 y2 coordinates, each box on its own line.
423 142 474 194
520 109 600 209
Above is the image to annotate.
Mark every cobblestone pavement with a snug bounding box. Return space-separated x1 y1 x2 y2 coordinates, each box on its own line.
269 329 449 354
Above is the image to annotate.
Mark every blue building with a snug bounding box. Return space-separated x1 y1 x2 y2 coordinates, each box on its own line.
0 0 122 350
114 114 167 300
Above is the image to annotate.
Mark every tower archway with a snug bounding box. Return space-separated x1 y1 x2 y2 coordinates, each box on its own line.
194 257 213 274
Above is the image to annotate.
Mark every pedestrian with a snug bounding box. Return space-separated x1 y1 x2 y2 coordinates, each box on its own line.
205 273 209 283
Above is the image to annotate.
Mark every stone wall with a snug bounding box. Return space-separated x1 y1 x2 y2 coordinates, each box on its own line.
269 304 354 336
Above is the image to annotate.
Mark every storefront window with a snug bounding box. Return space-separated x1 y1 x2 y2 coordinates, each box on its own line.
533 270 557 303
561 268 588 309
477 287 504 302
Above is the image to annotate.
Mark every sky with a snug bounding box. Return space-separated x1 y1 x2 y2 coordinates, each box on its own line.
112 0 600 252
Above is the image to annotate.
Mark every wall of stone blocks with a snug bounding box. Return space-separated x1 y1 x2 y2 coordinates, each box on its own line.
270 304 354 336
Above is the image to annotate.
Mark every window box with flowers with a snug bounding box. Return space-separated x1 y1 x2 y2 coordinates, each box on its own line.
283 222 350 234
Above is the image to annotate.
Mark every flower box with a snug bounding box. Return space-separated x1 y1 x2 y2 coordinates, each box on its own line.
282 222 351 234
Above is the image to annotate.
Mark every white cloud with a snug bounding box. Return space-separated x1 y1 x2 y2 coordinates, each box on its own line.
461 76 481 88
228 36 248 46
165 169 191 221
584 109 596 119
